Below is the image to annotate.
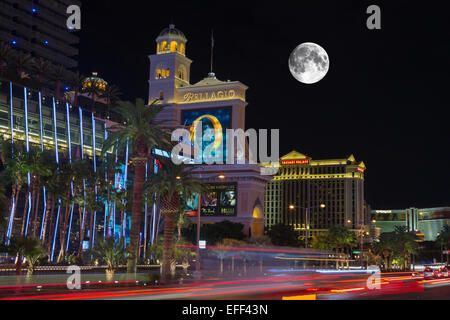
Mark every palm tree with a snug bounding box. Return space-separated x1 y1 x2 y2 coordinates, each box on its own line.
312 234 333 268
32 58 51 90
328 226 355 269
102 84 121 119
14 51 33 79
84 78 102 109
144 161 207 281
102 98 171 273
0 42 12 78
3 149 27 238
51 65 66 100
27 149 52 238
393 226 418 271
437 226 450 265
91 237 126 279
7 237 46 276
373 232 396 271
67 71 85 106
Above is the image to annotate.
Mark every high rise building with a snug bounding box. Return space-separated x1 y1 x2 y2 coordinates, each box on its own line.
264 150 370 239
0 0 80 69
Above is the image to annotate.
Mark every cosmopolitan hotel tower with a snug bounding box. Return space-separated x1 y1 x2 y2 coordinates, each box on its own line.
0 0 80 69
265 150 370 239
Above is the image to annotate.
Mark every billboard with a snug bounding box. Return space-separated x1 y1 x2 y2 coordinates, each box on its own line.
182 108 231 163
200 183 237 217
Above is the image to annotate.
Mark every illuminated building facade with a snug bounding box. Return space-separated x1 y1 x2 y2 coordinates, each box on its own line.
148 25 270 237
372 207 450 241
0 80 130 260
264 150 370 239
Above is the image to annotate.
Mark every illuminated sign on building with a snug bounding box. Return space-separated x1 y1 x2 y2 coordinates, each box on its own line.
281 159 310 165
183 90 236 103
182 108 231 163
357 167 365 173
201 183 237 217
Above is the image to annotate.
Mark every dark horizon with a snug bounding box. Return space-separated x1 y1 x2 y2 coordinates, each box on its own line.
78 0 450 210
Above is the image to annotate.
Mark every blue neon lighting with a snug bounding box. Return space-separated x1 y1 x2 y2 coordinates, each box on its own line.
79 107 84 159
11 40 17 45
66 205 74 252
103 124 108 238
52 98 59 163
51 205 61 262
66 103 72 161
44 40 49 45
6 83 14 242
24 88 30 152
32 8 37 13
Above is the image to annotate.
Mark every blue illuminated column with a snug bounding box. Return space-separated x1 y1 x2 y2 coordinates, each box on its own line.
39 92 47 239
79 107 86 238
50 97 60 261
24 88 32 237
65 102 74 252
91 112 97 248
151 159 159 245
6 83 15 242
103 124 108 238
122 139 129 242
143 161 148 257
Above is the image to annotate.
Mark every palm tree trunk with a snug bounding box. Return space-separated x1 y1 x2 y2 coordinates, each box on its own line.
78 207 87 259
7 182 21 238
47 197 56 262
162 211 176 281
126 156 147 273
20 188 30 236
55 80 61 100
31 185 41 238
41 194 53 246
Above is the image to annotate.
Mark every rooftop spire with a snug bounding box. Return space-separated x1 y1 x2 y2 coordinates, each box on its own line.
209 29 215 78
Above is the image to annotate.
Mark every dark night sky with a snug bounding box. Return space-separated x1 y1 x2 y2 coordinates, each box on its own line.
77 0 450 210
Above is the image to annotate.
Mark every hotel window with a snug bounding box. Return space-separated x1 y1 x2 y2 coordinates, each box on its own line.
159 91 164 100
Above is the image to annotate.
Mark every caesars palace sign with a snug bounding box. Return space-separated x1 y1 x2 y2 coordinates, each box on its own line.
183 89 236 103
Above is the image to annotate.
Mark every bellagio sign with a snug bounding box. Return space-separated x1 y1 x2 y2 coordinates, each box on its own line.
183 90 236 103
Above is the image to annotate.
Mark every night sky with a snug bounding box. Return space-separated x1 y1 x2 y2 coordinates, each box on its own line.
77 0 450 210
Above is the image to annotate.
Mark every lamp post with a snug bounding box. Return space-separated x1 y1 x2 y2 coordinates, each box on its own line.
289 204 326 248
437 233 443 264
194 174 225 279
195 193 202 278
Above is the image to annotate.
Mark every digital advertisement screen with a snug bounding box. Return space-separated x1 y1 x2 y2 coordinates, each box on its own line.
200 184 237 217
182 108 231 163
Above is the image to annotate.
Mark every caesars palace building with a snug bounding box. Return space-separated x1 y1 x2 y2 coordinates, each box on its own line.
148 25 271 237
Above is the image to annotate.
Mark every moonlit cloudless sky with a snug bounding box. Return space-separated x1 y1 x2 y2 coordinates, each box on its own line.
78 0 450 209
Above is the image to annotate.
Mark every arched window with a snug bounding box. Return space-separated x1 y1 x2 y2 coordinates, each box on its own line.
170 41 178 52
166 68 170 77
160 41 167 52
159 91 164 100
157 43 160 53
177 65 186 80
179 43 185 54
155 69 162 79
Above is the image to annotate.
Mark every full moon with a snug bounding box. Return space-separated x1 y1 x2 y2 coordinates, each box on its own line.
289 42 330 84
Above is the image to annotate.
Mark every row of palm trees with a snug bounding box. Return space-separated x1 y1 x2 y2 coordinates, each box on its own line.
0 97 207 281
370 226 419 271
311 226 357 268
0 42 121 116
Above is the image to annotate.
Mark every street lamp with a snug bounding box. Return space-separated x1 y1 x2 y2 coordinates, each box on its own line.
289 203 326 248
437 233 443 263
